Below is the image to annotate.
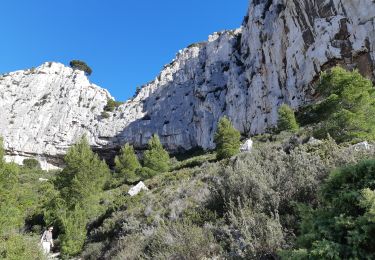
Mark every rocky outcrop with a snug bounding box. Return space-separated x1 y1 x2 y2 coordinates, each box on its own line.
1 0 374 168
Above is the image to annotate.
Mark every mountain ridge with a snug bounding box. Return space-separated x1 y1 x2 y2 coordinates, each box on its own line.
1 0 374 169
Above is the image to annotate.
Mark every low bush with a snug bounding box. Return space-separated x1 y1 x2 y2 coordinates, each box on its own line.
101 111 110 119
0 234 45 260
23 158 41 169
145 221 222 259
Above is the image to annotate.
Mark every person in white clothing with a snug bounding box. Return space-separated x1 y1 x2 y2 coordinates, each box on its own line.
40 226 54 254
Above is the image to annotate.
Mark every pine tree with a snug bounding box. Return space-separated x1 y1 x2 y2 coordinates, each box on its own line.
69 60 92 76
59 206 87 257
313 67 375 142
214 116 241 160
277 104 299 133
56 137 110 209
143 134 170 173
115 143 141 183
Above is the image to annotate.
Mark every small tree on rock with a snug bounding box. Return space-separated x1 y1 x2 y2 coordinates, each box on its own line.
214 116 241 160
69 60 92 76
115 143 141 183
277 104 299 133
143 134 170 173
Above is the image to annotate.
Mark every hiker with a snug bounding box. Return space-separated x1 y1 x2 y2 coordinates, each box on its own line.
40 226 54 254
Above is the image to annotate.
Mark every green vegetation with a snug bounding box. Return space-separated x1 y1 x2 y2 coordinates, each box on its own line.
23 158 41 169
278 104 299 133
298 67 375 142
104 99 123 112
115 143 141 183
143 134 170 173
214 116 241 159
52 137 110 257
101 111 110 118
81 134 375 259
69 60 92 76
2 67 375 259
0 137 53 259
134 86 142 97
282 159 375 259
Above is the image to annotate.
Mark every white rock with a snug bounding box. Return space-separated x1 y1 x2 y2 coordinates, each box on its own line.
353 141 373 151
240 139 253 152
307 137 323 146
38 178 49 182
128 181 149 197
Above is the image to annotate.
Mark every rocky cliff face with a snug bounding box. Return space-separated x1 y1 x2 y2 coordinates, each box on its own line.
1 0 374 168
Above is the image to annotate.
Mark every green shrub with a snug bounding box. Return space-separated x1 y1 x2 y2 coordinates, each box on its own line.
0 163 23 234
143 134 170 173
214 116 241 160
172 153 217 171
101 111 110 119
81 242 106 260
69 60 92 76
135 167 158 180
104 99 123 112
0 234 45 260
146 221 222 259
277 104 299 133
114 143 141 183
209 142 332 257
23 158 41 169
110 234 147 260
0 137 4 165
227 202 284 258
285 160 375 259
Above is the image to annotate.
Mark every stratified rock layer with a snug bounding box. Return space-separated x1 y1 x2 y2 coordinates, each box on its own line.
1 0 374 168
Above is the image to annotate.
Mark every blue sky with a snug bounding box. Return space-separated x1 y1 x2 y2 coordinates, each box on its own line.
0 0 248 101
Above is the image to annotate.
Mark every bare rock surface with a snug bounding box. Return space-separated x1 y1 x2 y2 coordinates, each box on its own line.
128 182 149 197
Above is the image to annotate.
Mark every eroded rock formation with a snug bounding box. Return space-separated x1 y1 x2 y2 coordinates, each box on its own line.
1 0 374 168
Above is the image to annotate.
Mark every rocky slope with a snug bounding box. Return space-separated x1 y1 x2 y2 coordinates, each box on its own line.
1 0 374 168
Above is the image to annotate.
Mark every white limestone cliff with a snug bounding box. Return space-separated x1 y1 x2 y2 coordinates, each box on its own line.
1 0 374 168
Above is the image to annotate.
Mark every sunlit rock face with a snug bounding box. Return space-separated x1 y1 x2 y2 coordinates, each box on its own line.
114 0 375 151
0 62 113 168
1 0 374 168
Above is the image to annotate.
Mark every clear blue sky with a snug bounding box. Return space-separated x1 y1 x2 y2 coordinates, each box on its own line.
0 0 248 101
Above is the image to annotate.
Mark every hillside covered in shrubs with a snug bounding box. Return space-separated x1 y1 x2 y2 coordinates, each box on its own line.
1 68 375 259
